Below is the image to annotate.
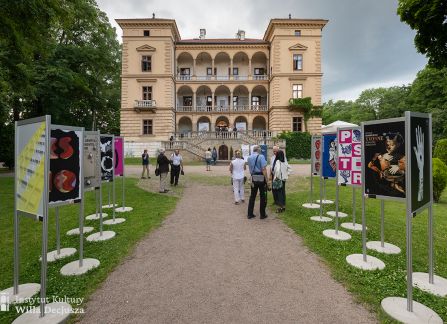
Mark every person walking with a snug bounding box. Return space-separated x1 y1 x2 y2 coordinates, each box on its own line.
205 148 212 171
271 150 289 213
141 149 150 179
230 150 246 205
156 148 170 193
170 149 183 186
247 145 270 219
212 147 217 165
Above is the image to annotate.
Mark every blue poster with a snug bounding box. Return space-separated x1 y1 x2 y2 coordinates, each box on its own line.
322 134 337 178
260 144 268 162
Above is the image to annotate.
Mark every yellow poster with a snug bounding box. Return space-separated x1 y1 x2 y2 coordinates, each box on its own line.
16 121 46 215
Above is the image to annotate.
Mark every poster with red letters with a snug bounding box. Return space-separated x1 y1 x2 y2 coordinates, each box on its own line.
337 127 362 186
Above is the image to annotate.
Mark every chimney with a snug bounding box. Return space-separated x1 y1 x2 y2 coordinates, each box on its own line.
199 29 206 39
237 30 245 40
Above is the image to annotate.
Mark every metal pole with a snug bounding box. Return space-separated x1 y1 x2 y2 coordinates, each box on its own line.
113 181 116 221
362 193 367 262
108 181 111 206
99 186 103 236
335 179 339 234
319 176 323 218
352 187 356 226
323 178 326 202
122 174 125 209
13 210 19 294
123 149 126 209
380 200 385 247
406 209 413 312
309 170 313 204
79 190 84 268
56 207 60 254
95 188 98 217
428 204 434 284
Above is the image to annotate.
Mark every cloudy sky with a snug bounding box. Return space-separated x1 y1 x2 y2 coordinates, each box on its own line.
96 0 427 102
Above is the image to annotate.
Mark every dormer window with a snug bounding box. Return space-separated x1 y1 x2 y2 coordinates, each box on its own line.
143 30 150 37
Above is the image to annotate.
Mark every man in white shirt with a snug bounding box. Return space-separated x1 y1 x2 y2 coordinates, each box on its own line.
230 150 246 204
170 149 183 186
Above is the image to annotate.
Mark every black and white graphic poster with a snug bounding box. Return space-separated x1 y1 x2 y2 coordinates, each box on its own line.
49 128 82 204
84 132 101 190
363 120 406 199
409 114 431 213
100 135 114 181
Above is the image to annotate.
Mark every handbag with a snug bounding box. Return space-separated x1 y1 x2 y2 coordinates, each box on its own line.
272 178 283 189
251 155 265 183
155 164 160 176
181 170 184 175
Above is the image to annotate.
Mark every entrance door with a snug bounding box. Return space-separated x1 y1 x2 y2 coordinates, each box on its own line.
219 145 228 160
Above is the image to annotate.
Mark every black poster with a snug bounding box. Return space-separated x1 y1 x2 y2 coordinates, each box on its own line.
410 115 431 213
100 135 114 181
49 129 81 203
363 120 406 199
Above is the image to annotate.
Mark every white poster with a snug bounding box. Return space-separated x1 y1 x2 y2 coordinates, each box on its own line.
241 144 250 162
198 122 209 132
236 122 247 131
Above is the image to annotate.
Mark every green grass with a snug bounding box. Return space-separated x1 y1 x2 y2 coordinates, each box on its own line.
0 176 178 323
288 158 311 164
278 178 447 323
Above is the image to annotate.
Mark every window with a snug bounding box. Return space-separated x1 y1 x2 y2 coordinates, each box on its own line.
141 56 151 72
143 30 150 37
183 96 192 106
142 86 152 100
143 120 153 135
233 96 238 107
292 84 303 99
252 96 260 106
254 68 264 75
292 117 303 132
293 54 303 71
294 30 301 36
233 67 239 75
180 68 190 75
206 67 212 75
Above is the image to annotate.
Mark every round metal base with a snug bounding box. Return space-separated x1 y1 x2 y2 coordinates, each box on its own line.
412 272 447 297
103 218 126 225
40 248 76 263
12 302 72 324
366 241 401 254
115 207 133 212
310 216 332 222
102 204 117 209
60 258 100 276
85 213 108 220
302 203 320 209
0 283 40 304
341 223 365 231
315 199 334 204
346 254 385 270
86 231 115 242
381 297 442 324
322 229 351 241
66 227 95 236
326 211 348 218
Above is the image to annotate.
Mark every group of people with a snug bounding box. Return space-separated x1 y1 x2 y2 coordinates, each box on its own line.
230 145 289 219
205 147 218 170
141 148 184 193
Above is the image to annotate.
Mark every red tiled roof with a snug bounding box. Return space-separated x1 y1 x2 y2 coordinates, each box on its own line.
177 38 268 45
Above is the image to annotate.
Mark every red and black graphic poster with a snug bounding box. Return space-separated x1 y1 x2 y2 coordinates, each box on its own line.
363 120 406 199
49 129 82 203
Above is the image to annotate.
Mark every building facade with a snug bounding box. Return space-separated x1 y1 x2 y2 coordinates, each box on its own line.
116 17 328 159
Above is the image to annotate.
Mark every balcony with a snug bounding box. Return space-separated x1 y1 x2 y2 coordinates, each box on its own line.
176 74 268 82
175 104 268 112
134 100 156 112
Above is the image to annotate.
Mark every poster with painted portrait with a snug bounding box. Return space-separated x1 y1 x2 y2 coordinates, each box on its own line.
83 131 101 190
49 128 82 204
100 135 114 182
337 127 362 186
322 134 337 178
311 135 322 176
409 113 431 213
363 120 406 199
114 137 124 177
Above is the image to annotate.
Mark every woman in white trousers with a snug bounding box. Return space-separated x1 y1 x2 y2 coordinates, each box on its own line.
230 150 246 204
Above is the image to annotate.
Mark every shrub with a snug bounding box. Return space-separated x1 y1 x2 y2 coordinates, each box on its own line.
277 131 311 159
0 123 14 169
433 158 447 203
434 139 447 165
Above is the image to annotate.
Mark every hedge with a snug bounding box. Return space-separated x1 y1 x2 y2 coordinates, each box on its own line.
434 138 447 166
278 131 311 159
433 158 447 203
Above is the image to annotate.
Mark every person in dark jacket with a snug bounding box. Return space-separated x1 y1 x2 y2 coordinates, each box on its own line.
157 148 170 193
212 147 217 165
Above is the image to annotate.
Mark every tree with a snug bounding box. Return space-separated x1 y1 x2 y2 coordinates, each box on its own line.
398 0 447 68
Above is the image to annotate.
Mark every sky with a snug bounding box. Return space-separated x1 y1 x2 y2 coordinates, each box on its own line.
96 0 428 102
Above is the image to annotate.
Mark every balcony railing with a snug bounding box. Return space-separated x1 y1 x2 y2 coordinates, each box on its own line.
175 104 268 112
172 130 276 141
134 100 156 110
176 75 268 81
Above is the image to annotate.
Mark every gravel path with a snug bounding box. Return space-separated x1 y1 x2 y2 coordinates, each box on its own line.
79 180 376 324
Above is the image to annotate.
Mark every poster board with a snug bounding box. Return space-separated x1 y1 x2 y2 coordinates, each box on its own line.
15 116 50 217
260 144 268 162
114 137 124 177
362 118 406 200
100 135 114 182
241 144 250 162
84 131 101 190
49 126 83 205
322 133 337 178
311 135 322 176
337 127 362 186
407 112 432 214
235 122 247 131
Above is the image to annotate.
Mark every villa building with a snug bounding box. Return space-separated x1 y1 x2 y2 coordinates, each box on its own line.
116 16 328 160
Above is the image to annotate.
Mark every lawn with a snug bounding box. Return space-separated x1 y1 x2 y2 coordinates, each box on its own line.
279 177 447 323
0 176 178 323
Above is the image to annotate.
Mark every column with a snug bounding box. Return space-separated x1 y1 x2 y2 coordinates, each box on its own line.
248 58 252 79
266 59 269 78
230 58 233 79
230 91 233 111
266 92 269 111
212 59 215 80
193 91 196 111
248 91 252 111
193 59 196 77
211 91 215 112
